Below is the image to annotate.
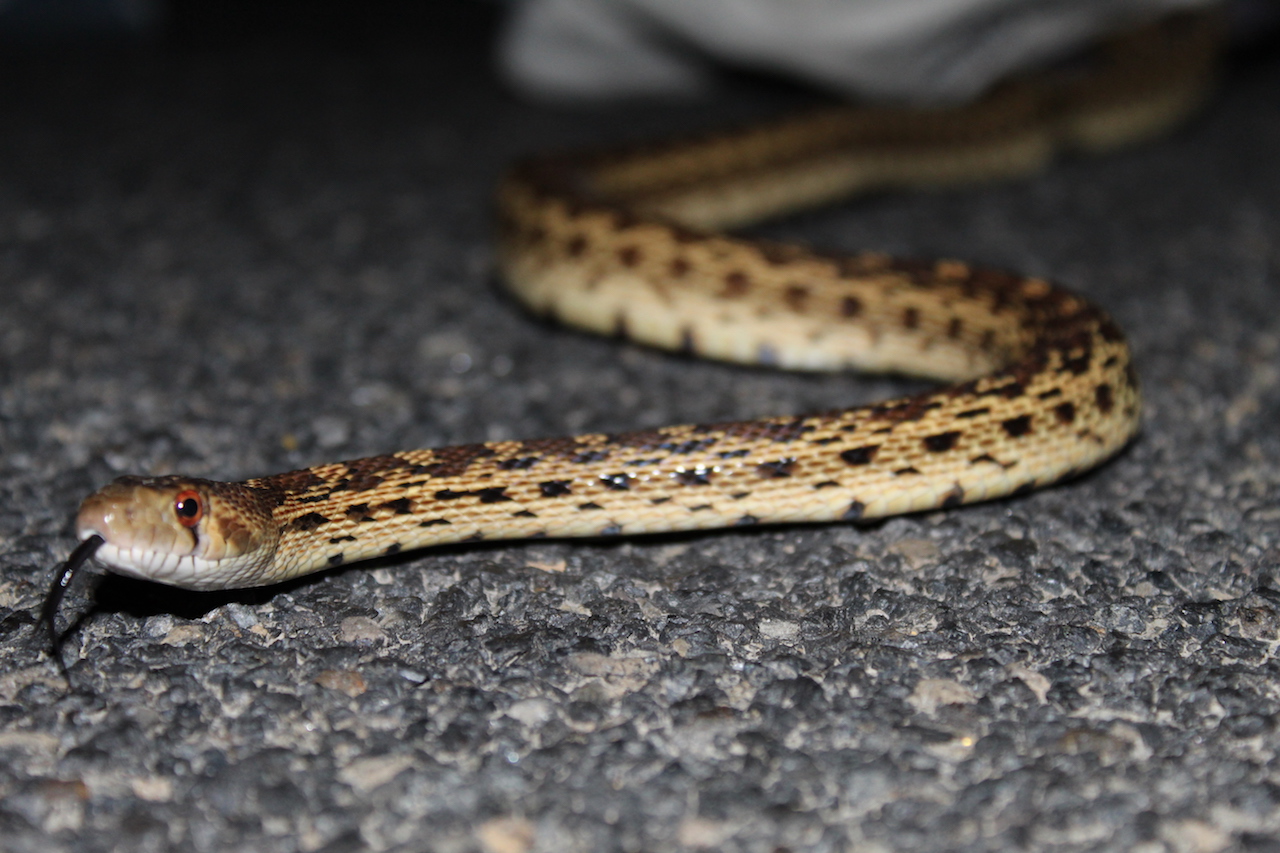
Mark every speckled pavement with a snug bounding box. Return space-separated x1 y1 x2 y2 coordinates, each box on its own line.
1 9 1278 853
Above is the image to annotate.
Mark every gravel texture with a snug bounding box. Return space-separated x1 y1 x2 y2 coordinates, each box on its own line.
1 9 1279 853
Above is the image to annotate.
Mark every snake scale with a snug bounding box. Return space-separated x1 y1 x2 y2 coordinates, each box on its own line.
44 15 1220 643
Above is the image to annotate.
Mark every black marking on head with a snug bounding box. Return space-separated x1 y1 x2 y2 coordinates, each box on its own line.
539 480 572 498
499 456 540 471
840 445 879 466
923 431 961 453
1055 402 1076 424
289 512 330 532
1095 383 1114 414
842 501 866 521
328 553 345 567
1001 415 1033 438
329 535 357 544
600 473 633 491
735 515 759 526
419 518 451 527
756 459 795 478
578 501 603 510
385 543 402 556
674 468 712 486
941 485 964 509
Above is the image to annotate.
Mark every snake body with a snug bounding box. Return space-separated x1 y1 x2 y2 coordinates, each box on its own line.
55 16 1218 596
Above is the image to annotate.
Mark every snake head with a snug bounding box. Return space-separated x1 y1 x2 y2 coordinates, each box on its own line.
74 475 279 590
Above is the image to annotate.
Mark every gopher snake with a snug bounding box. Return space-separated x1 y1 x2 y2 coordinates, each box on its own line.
44 15 1219 641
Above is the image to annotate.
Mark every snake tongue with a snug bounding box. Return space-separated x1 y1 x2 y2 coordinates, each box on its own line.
41 533 104 682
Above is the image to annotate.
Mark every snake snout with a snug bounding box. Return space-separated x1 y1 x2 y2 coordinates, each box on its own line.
73 476 204 580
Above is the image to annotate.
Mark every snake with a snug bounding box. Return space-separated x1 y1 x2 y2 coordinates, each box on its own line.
43 14 1220 653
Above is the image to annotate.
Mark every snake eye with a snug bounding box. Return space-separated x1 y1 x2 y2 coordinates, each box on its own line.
174 490 203 528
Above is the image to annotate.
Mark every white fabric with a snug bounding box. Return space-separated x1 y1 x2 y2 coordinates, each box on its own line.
499 0 1220 102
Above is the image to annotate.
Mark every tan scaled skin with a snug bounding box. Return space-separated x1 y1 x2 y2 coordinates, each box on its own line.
57 14 1217 594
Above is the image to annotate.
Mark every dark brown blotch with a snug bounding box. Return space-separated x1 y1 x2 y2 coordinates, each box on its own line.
345 503 373 521
923 431 961 452
1055 402 1076 424
756 459 795 478
722 271 749 296
289 512 330 532
498 456 540 471
840 445 879 466
379 497 415 515
477 487 512 504
1095 383 1114 414
539 480 572 498
600 473 633 491
785 285 809 311
674 468 712 486
1001 415 1033 438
